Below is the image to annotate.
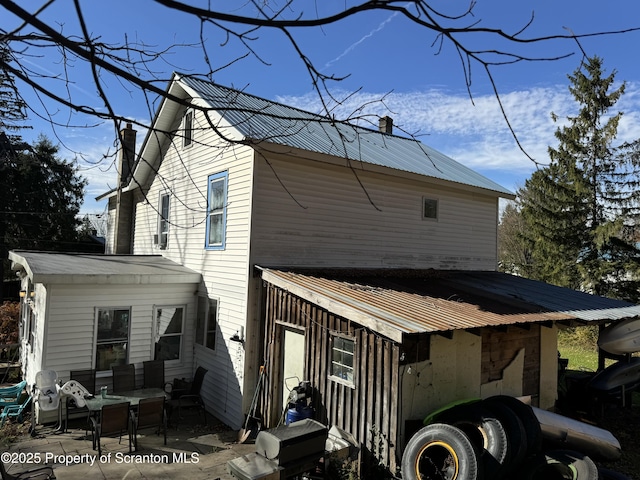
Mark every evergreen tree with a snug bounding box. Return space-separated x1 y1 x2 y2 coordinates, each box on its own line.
498 200 534 277
1 43 87 298
519 56 640 301
1 135 87 297
0 43 28 137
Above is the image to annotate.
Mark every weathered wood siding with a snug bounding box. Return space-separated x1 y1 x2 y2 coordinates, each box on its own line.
130 106 256 429
262 284 401 472
250 154 500 270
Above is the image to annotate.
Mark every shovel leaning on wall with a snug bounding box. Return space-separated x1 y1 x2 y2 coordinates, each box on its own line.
238 366 265 443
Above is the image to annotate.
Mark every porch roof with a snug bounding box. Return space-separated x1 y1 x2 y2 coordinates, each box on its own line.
9 251 201 285
258 268 640 343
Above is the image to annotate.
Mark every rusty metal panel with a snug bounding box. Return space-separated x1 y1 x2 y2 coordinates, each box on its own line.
259 268 640 341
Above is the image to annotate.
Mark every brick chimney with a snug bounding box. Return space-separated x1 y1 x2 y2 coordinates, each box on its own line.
379 116 393 134
118 123 137 186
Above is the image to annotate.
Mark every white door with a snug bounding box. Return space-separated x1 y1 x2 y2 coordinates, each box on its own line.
282 328 305 409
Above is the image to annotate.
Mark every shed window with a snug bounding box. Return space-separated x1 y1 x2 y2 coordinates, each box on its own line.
95 308 130 372
423 197 438 220
196 296 217 351
184 110 193 147
330 335 355 385
205 171 228 249
154 306 184 362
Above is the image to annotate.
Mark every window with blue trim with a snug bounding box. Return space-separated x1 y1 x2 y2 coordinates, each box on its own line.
206 171 228 249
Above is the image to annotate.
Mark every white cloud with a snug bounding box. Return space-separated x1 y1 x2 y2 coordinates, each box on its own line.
279 82 640 192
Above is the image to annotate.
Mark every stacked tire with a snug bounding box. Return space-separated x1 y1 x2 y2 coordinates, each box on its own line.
401 396 629 480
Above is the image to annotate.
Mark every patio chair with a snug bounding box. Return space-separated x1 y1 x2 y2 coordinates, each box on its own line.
131 396 167 450
167 366 208 427
0 380 27 408
34 370 60 412
0 459 55 479
64 369 96 431
142 360 165 389
0 392 31 427
112 364 136 393
89 401 132 456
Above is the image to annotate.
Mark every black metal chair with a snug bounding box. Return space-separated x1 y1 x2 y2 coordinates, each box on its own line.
89 402 132 456
142 360 165 389
131 396 167 450
168 366 208 427
0 459 55 479
65 369 96 431
112 364 136 393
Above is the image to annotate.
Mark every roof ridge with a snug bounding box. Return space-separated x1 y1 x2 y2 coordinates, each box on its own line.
175 73 413 140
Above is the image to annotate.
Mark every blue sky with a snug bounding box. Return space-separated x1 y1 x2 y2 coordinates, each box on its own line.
6 0 640 214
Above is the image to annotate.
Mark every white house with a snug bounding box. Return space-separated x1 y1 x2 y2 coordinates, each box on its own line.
10 74 640 470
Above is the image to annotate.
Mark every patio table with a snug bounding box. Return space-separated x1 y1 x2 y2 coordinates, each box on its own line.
84 388 168 412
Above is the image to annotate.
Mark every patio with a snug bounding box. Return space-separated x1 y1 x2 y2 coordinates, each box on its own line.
2 413 255 480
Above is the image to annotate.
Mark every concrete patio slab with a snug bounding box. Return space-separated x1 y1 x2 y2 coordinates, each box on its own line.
2 415 255 480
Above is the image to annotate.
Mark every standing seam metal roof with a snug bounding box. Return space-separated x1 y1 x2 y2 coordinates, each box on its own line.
178 75 513 196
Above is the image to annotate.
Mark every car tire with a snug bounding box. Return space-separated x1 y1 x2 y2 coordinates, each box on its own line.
481 396 528 474
431 404 508 479
401 423 483 480
485 395 542 456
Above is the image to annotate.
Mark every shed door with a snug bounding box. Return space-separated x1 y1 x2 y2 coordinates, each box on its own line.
282 328 306 409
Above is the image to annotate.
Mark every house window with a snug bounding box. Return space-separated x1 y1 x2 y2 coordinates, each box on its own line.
423 197 438 220
196 296 217 351
95 308 130 372
154 306 184 362
205 171 228 249
21 307 35 351
184 110 193 147
330 334 355 385
156 193 170 249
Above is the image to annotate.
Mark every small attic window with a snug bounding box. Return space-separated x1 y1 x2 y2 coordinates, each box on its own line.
423 197 438 220
183 110 193 147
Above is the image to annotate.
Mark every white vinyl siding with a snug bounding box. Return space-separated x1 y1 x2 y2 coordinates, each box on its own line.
249 156 498 270
130 107 254 428
43 283 197 387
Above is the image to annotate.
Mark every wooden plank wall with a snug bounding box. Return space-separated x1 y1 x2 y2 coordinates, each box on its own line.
261 283 401 472
481 324 541 402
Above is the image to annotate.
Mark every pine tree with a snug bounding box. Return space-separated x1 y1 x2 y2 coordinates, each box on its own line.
0 43 28 136
519 56 640 300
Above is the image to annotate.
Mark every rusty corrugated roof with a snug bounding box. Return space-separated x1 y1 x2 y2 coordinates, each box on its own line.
259 268 640 343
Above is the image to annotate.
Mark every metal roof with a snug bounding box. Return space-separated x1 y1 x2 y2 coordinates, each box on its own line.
9 251 201 285
259 268 640 343
178 75 513 197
